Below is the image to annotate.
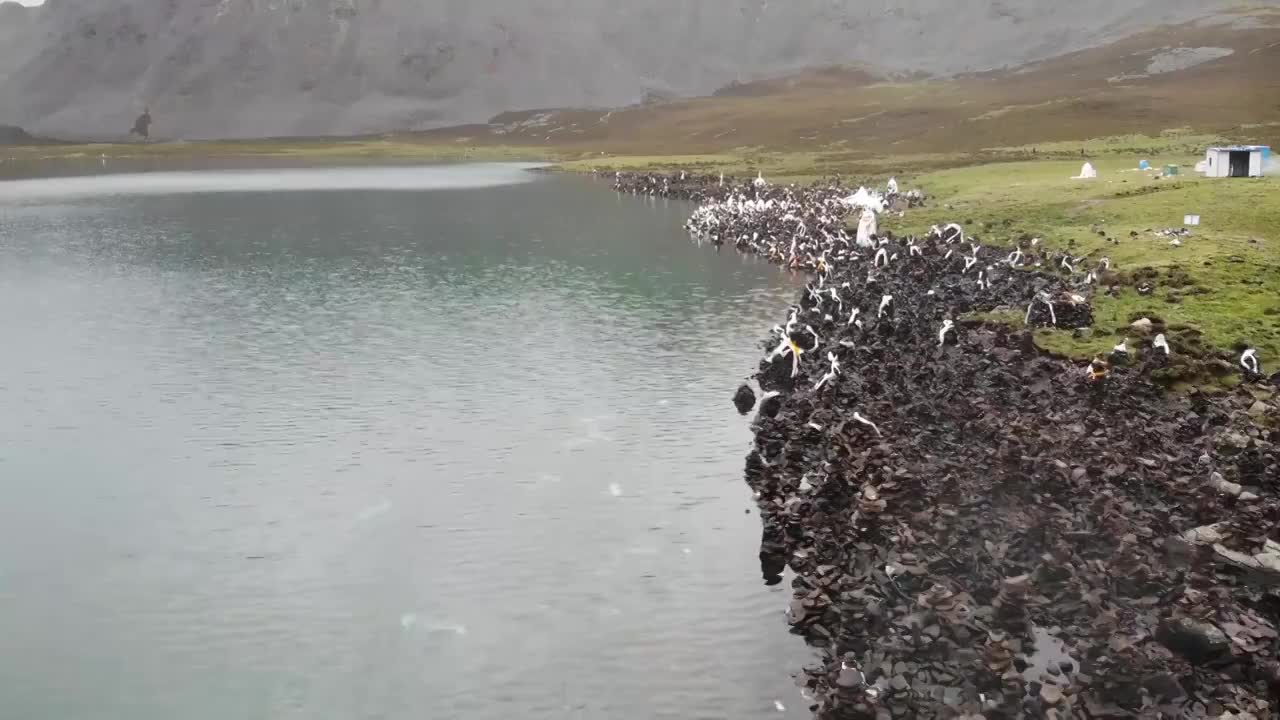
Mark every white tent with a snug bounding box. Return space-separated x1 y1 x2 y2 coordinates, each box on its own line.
841 187 885 214
1073 162 1097 180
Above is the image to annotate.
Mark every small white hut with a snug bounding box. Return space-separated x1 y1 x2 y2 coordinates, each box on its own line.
1201 146 1265 178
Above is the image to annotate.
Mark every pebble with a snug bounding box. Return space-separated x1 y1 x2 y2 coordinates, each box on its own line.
1040 684 1065 705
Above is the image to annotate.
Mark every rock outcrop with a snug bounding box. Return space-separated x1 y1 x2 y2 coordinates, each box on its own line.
621 170 1280 718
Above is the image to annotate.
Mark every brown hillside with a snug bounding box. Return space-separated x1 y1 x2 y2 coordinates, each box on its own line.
410 13 1280 156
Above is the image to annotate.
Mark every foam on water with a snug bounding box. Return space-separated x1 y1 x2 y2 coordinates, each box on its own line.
399 614 468 636
354 500 393 523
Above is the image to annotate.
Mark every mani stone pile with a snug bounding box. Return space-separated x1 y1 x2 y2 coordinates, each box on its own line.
614 172 1280 719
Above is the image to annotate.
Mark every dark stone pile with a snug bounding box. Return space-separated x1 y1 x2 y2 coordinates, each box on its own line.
646 174 1280 718
613 171 901 270
610 170 924 213
900 188 927 209
611 170 738 203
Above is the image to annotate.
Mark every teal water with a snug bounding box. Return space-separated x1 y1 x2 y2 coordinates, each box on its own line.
0 165 810 720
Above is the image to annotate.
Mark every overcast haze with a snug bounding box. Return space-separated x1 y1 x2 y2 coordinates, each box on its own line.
0 0 1266 139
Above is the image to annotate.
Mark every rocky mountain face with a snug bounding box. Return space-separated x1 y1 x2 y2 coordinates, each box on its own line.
0 0 1265 139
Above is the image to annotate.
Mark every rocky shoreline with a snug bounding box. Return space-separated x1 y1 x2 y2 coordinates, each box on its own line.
617 172 1280 719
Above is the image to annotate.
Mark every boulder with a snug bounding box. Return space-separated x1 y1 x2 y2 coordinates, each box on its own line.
1157 618 1231 663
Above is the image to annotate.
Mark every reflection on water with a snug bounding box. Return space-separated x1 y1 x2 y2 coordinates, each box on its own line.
0 163 541 202
0 167 811 720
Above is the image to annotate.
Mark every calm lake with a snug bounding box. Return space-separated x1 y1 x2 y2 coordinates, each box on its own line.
0 164 810 719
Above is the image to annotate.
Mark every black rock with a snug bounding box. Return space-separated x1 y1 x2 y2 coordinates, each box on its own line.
758 393 783 419
1156 618 1231 663
836 668 864 688
1142 672 1186 702
733 384 757 414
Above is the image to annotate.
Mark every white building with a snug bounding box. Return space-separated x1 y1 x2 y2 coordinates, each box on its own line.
1200 146 1266 178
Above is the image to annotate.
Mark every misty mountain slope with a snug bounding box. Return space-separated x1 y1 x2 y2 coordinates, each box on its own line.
0 0 1273 139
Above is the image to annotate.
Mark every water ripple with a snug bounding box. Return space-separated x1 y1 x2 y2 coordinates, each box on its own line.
0 167 809 720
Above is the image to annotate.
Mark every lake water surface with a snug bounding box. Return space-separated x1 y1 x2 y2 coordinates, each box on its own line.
0 164 811 719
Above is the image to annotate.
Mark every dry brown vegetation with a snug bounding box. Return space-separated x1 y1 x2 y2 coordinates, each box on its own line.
404 15 1279 166
7 13 1276 177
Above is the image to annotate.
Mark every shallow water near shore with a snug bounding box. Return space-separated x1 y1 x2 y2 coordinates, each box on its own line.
0 165 811 719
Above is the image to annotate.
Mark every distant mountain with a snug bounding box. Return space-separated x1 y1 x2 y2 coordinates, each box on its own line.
0 124 40 145
0 0 1274 139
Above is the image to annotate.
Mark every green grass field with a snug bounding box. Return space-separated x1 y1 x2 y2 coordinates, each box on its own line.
895 153 1280 380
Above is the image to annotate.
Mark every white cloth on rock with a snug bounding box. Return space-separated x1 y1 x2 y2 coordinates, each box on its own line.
856 209 878 248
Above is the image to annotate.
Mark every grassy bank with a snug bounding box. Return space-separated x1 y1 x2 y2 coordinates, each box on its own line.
0 136 569 165
897 154 1279 379
557 127 1279 379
